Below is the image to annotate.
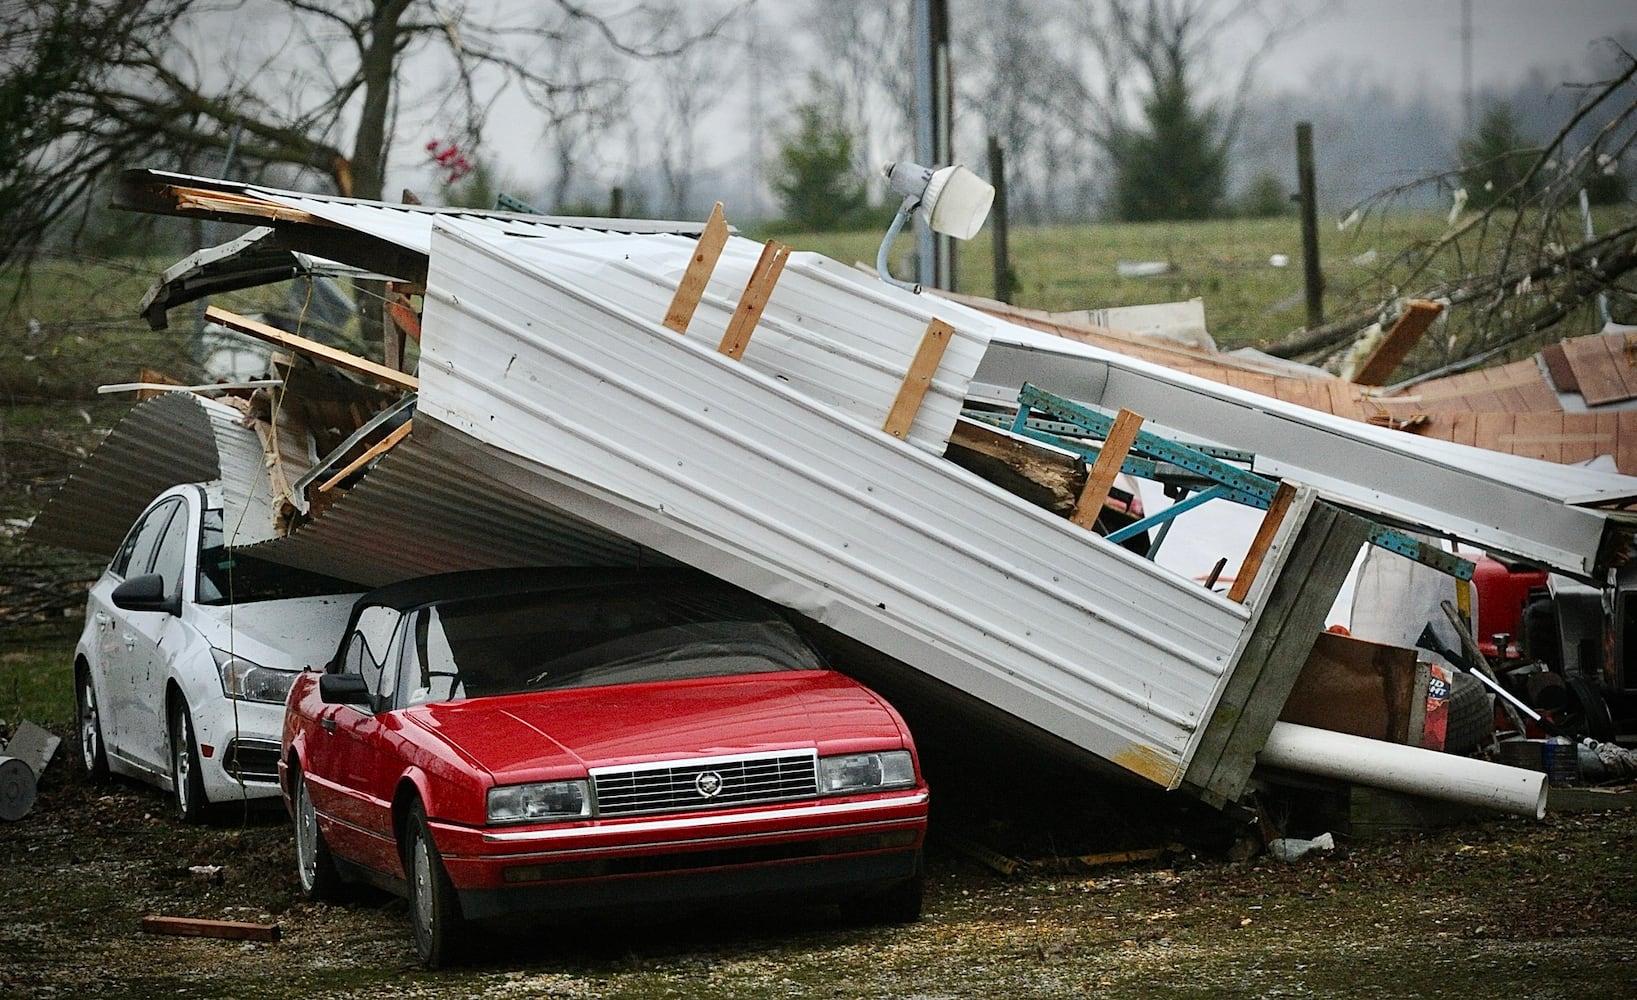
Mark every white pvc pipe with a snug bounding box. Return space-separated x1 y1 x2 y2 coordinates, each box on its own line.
1259 722 1547 820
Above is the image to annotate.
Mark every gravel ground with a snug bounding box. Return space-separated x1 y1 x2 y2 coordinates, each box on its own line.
3 754 1635 999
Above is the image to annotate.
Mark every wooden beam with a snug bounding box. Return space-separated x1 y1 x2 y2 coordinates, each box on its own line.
170 186 331 226
141 915 281 942
945 419 1087 516
663 202 730 335
1070 409 1143 531
882 319 955 439
717 240 790 360
1352 299 1443 386
204 306 418 391
382 281 422 374
1228 481 1299 604
316 419 414 494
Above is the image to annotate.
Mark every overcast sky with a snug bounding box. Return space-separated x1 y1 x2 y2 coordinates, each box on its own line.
1270 0 1634 108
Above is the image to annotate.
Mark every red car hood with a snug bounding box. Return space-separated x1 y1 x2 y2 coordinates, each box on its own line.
404 670 905 784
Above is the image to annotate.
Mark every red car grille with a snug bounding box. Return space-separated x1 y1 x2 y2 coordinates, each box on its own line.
591 750 819 817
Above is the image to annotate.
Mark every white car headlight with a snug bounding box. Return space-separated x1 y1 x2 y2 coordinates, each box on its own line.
818 750 916 794
213 649 298 704
487 780 592 824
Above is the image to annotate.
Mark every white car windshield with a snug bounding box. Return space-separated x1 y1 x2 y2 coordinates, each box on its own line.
195 510 362 606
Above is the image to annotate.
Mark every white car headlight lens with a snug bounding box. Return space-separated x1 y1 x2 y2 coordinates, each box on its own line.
818 750 916 794
213 649 298 704
488 780 592 824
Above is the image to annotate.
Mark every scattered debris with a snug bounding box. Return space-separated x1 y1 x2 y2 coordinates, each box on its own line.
1266 832 1335 862
1114 259 1174 277
4 720 60 777
0 756 37 821
0 721 59 821
140 915 280 942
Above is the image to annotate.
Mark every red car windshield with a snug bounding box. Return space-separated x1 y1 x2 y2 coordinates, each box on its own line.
399 586 826 703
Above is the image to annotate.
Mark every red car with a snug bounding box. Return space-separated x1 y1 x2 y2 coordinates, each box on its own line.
280 568 929 967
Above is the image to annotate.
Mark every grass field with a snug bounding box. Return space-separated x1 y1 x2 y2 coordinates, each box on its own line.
5 205 1625 385
774 213 1442 349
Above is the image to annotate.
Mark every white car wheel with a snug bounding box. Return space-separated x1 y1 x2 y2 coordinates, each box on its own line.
170 702 207 823
76 670 109 782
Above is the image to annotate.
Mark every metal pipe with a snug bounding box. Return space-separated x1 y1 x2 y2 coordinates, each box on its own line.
1259 722 1547 819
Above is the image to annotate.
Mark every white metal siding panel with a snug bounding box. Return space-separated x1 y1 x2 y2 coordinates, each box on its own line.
415 222 1256 785
439 221 988 456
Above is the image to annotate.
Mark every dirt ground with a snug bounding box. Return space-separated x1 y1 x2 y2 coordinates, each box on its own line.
3 750 1635 1000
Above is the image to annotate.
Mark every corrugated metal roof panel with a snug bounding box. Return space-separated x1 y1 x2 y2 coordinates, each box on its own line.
27 393 258 557
253 190 705 259
241 436 665 587
414 218 1261 786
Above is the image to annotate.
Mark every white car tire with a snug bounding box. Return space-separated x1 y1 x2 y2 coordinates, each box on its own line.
76 667 109 783
170 700 208 824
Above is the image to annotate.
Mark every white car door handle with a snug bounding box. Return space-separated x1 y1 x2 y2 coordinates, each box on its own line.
95 612 109 627
122 633 137 649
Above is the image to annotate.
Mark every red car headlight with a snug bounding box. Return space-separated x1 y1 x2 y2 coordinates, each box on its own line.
486 780 592 824
818 751 916 794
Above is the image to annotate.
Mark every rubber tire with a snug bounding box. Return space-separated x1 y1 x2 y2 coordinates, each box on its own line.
76 668 110 783
840 854 925 925
405 803 464 969
170 700 208 824
293 767 345 901
1443 670 1495 754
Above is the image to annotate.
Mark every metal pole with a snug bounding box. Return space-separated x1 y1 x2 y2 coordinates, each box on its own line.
988 135 1011 304
932 0 953 291
1295 122 1323 330
912 0 935 289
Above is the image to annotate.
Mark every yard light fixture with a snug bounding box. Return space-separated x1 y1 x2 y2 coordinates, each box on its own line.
875 160 995 292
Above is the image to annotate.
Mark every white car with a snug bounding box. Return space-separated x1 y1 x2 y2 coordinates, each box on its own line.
74 483 362 821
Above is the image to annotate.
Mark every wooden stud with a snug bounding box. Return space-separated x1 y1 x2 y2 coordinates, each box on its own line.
204 306 418 391
382 281 422 374
717 240 790 360
1228 480 1298 604
663 202 730 335
1352 300 1443 386
381 299 404 375
385 282 423 342
882 319 955 439
316 419 414 494
170 186 330 226
141 915 281 942
1070 408 1144 531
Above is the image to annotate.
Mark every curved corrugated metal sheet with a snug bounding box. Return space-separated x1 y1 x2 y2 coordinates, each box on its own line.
26 393 255 557
240 436 666 587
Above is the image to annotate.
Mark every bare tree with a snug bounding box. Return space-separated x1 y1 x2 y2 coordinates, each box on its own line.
1055 0 1306 218
646 4 737 217
800 1 912 200
957 0 1089 223
0 0 748 271
1265 48 1637 376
